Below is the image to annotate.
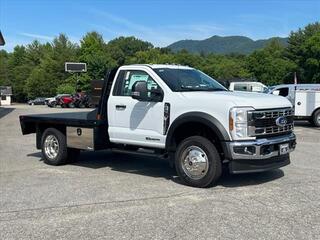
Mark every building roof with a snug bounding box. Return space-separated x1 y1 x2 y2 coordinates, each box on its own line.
0 31 5 46
0 86 12 95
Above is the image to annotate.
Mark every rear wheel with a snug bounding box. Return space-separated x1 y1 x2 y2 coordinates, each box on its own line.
41 128 68 165
175 136 222 188
313 109 320 127
41 129 81 165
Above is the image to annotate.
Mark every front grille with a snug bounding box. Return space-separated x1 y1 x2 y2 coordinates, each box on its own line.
248 108 294 137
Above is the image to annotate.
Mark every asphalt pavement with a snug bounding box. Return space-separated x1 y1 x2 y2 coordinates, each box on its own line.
0 105 319 240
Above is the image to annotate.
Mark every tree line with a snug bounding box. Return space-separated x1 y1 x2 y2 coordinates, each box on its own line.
0 22 319 102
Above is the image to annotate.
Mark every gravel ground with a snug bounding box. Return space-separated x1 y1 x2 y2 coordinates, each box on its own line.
1 104 320 240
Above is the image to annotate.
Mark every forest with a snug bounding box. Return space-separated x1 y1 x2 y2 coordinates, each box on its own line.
0 22 319 102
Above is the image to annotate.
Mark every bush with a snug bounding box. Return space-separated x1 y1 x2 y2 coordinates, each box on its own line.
56 84 75 94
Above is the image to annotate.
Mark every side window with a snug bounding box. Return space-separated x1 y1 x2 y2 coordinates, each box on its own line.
114 70 160 97
278 88 289 97
234 83 248 91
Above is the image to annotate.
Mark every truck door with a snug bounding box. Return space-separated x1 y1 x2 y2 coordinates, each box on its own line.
108 69 165 148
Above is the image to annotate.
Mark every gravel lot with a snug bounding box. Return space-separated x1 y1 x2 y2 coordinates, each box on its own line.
1 104 320 240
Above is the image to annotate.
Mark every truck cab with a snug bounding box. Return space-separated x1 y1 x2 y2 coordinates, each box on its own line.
20 64 297 188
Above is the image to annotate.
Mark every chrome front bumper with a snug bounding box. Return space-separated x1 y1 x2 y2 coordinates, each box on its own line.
226 133 296 160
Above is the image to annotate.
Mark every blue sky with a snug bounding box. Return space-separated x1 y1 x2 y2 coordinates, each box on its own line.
1 0 319 51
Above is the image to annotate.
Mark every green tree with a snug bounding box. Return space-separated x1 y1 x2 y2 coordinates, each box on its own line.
0 50 10 86
7 46 32 101
286 22 320 82
201 54 252 80
25 34 78 98
78 32 117 90
24 67 56 99
127 48 175 64
248 39 296 85
107 36 153 65
56 83 75 94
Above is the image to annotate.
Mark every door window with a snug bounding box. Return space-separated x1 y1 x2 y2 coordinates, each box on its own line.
114 70 160 97
234 83 248 91
273 88 289 97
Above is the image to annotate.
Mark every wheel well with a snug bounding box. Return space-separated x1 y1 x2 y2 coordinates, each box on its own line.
36 123 66 149
312 107 320 117
170 122 224 158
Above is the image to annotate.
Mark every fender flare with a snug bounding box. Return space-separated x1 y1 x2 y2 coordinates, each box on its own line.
165 111 231 151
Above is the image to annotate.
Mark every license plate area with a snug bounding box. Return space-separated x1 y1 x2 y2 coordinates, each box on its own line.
279 143 289 155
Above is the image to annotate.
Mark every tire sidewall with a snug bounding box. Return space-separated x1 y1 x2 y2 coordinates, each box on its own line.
313 110 320 127
41 128 67 165
175 136 221 188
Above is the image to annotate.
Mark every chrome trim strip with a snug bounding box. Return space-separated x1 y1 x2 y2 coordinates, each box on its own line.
227 133 296 160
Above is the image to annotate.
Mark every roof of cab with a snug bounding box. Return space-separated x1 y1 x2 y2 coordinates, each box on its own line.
122 64 194 69
271 83 320 88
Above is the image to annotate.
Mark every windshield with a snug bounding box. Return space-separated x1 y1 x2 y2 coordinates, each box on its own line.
153 68 227 92
263 86 275 93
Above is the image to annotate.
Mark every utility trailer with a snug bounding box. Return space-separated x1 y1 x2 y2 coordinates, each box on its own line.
294 90 320 126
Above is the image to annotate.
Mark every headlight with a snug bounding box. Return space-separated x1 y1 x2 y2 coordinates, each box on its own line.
229 107 255 140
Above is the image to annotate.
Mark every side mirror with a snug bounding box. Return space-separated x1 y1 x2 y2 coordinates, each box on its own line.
131 81 148 101
131 81 164 102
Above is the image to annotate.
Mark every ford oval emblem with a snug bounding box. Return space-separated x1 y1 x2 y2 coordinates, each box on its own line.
276 116 287 127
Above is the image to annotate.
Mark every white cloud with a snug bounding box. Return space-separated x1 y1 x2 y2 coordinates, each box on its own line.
89 10 226 46
19 32 53 41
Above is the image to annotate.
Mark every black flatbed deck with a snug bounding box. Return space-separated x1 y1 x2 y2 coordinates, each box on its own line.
20 110 107 135
19 67 118 136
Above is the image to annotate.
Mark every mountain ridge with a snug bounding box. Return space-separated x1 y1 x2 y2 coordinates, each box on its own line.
167 35 288 54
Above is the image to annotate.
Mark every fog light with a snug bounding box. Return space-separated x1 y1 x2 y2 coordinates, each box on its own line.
234 146 256 155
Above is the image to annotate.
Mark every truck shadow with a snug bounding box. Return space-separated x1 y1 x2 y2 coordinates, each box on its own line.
28 150 285 187
217 169 284 188
75 151 175 180
0 107 15 119
294 120 320 130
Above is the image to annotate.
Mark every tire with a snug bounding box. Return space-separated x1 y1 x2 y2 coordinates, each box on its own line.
67 148 80 163
175 136 222 188
313 109 320 127
41 128 68 165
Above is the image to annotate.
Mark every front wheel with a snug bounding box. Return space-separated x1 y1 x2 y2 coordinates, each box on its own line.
175 136 222 188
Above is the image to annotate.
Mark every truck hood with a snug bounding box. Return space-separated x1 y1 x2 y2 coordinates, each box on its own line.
179 91 292 109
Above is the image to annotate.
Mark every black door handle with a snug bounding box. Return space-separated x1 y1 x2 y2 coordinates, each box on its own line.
116 105 126 110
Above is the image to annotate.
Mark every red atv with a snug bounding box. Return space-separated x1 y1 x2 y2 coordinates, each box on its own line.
57 95 74 108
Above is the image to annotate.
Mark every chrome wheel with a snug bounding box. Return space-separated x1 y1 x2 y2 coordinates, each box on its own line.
44 135 59 159
317 114 320 125
181 146 209 180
